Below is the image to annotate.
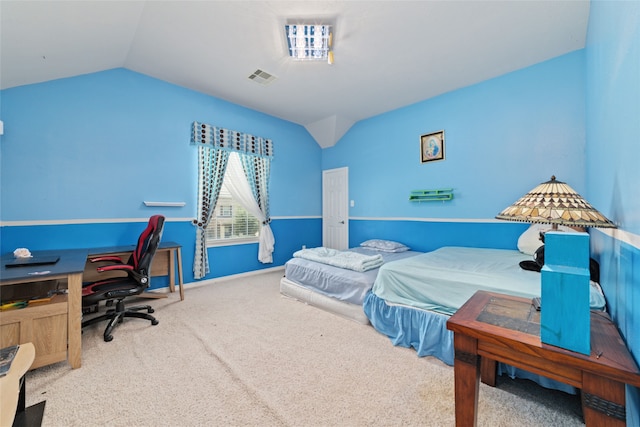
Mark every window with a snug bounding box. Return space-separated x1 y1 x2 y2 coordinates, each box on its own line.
218 205 233 218
206 153 261 246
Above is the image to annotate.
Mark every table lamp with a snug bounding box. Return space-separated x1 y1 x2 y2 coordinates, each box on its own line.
496 175 616 354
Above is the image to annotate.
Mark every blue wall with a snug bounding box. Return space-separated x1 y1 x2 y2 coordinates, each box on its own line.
586 1 640 236
349 219 527 253
324 50 588 257
323 51 587 221
586 1 640 423
0 69 322 282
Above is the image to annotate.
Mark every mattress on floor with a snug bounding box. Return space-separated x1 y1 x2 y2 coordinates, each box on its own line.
284 247 422 305
280 277 371 324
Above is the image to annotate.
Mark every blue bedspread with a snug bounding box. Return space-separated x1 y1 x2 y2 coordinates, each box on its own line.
371 246 605 315
363 291 453 364
364 246 607 395
363 291 577 394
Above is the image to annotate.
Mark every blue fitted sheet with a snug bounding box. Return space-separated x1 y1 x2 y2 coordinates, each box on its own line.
372 246 606 315
284 247 422 305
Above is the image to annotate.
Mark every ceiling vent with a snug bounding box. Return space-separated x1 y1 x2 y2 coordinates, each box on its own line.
248 69 276 86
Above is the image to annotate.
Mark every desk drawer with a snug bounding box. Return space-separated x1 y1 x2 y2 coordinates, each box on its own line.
0 294 68 369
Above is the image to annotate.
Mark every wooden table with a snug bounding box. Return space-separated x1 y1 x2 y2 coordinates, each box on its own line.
1 242 184 371
446 290 640 426
1 250 87 369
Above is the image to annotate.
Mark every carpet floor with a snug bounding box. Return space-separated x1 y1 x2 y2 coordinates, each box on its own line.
24 269 584 426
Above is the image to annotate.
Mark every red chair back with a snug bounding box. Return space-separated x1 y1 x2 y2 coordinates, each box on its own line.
132 215 165 276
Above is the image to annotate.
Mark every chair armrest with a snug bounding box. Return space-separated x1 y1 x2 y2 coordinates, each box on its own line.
97 264 134 273
90 256 125 264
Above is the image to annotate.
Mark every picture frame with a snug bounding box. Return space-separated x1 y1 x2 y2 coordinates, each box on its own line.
420 130 445 163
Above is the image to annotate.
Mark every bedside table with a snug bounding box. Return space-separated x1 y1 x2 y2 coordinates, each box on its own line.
447 290 640 426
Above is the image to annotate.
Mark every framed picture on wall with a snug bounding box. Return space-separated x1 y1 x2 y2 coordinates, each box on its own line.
420 130 445 163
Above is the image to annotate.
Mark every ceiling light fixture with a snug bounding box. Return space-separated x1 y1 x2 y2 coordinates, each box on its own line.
285 24 333 64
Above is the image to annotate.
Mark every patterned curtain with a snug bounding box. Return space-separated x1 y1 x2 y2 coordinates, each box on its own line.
191 121 273 157
239 152 274 263
191 122 274 278
193 146 229 279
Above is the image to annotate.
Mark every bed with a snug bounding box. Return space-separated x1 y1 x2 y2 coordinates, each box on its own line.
280 240 422 324
363 243 607 393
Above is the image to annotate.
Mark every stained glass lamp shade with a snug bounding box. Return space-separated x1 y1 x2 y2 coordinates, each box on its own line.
495 176 617 230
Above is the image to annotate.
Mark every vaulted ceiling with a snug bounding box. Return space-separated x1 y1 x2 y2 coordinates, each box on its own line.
1 1 590 147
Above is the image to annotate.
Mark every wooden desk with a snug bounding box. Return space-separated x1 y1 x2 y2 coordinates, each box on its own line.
1 250 87 369
84 242 184 301
446 291 640 426
0 343 45 427
0 242 184 371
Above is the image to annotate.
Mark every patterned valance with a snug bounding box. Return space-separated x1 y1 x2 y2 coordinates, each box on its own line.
191 121 274 157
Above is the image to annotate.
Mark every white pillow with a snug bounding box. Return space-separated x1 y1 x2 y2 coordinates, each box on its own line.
517 224 578 255
360 239 410 253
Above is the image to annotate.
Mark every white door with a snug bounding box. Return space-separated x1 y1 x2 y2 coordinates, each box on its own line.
323 167 349 249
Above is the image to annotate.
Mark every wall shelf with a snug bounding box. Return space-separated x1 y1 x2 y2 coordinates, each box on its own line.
143 201 186 207
409 189 453 202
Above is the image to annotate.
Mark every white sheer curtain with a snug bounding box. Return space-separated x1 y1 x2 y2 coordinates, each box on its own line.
224 152 275 263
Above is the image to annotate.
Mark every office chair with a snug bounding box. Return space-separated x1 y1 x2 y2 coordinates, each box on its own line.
82 215 165 342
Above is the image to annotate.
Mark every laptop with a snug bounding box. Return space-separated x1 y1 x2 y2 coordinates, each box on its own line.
5 256 60 268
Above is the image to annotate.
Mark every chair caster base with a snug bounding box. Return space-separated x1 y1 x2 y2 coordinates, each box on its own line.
84 300 160 342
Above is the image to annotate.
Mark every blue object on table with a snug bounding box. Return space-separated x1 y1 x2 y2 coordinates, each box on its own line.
541 231 591 355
